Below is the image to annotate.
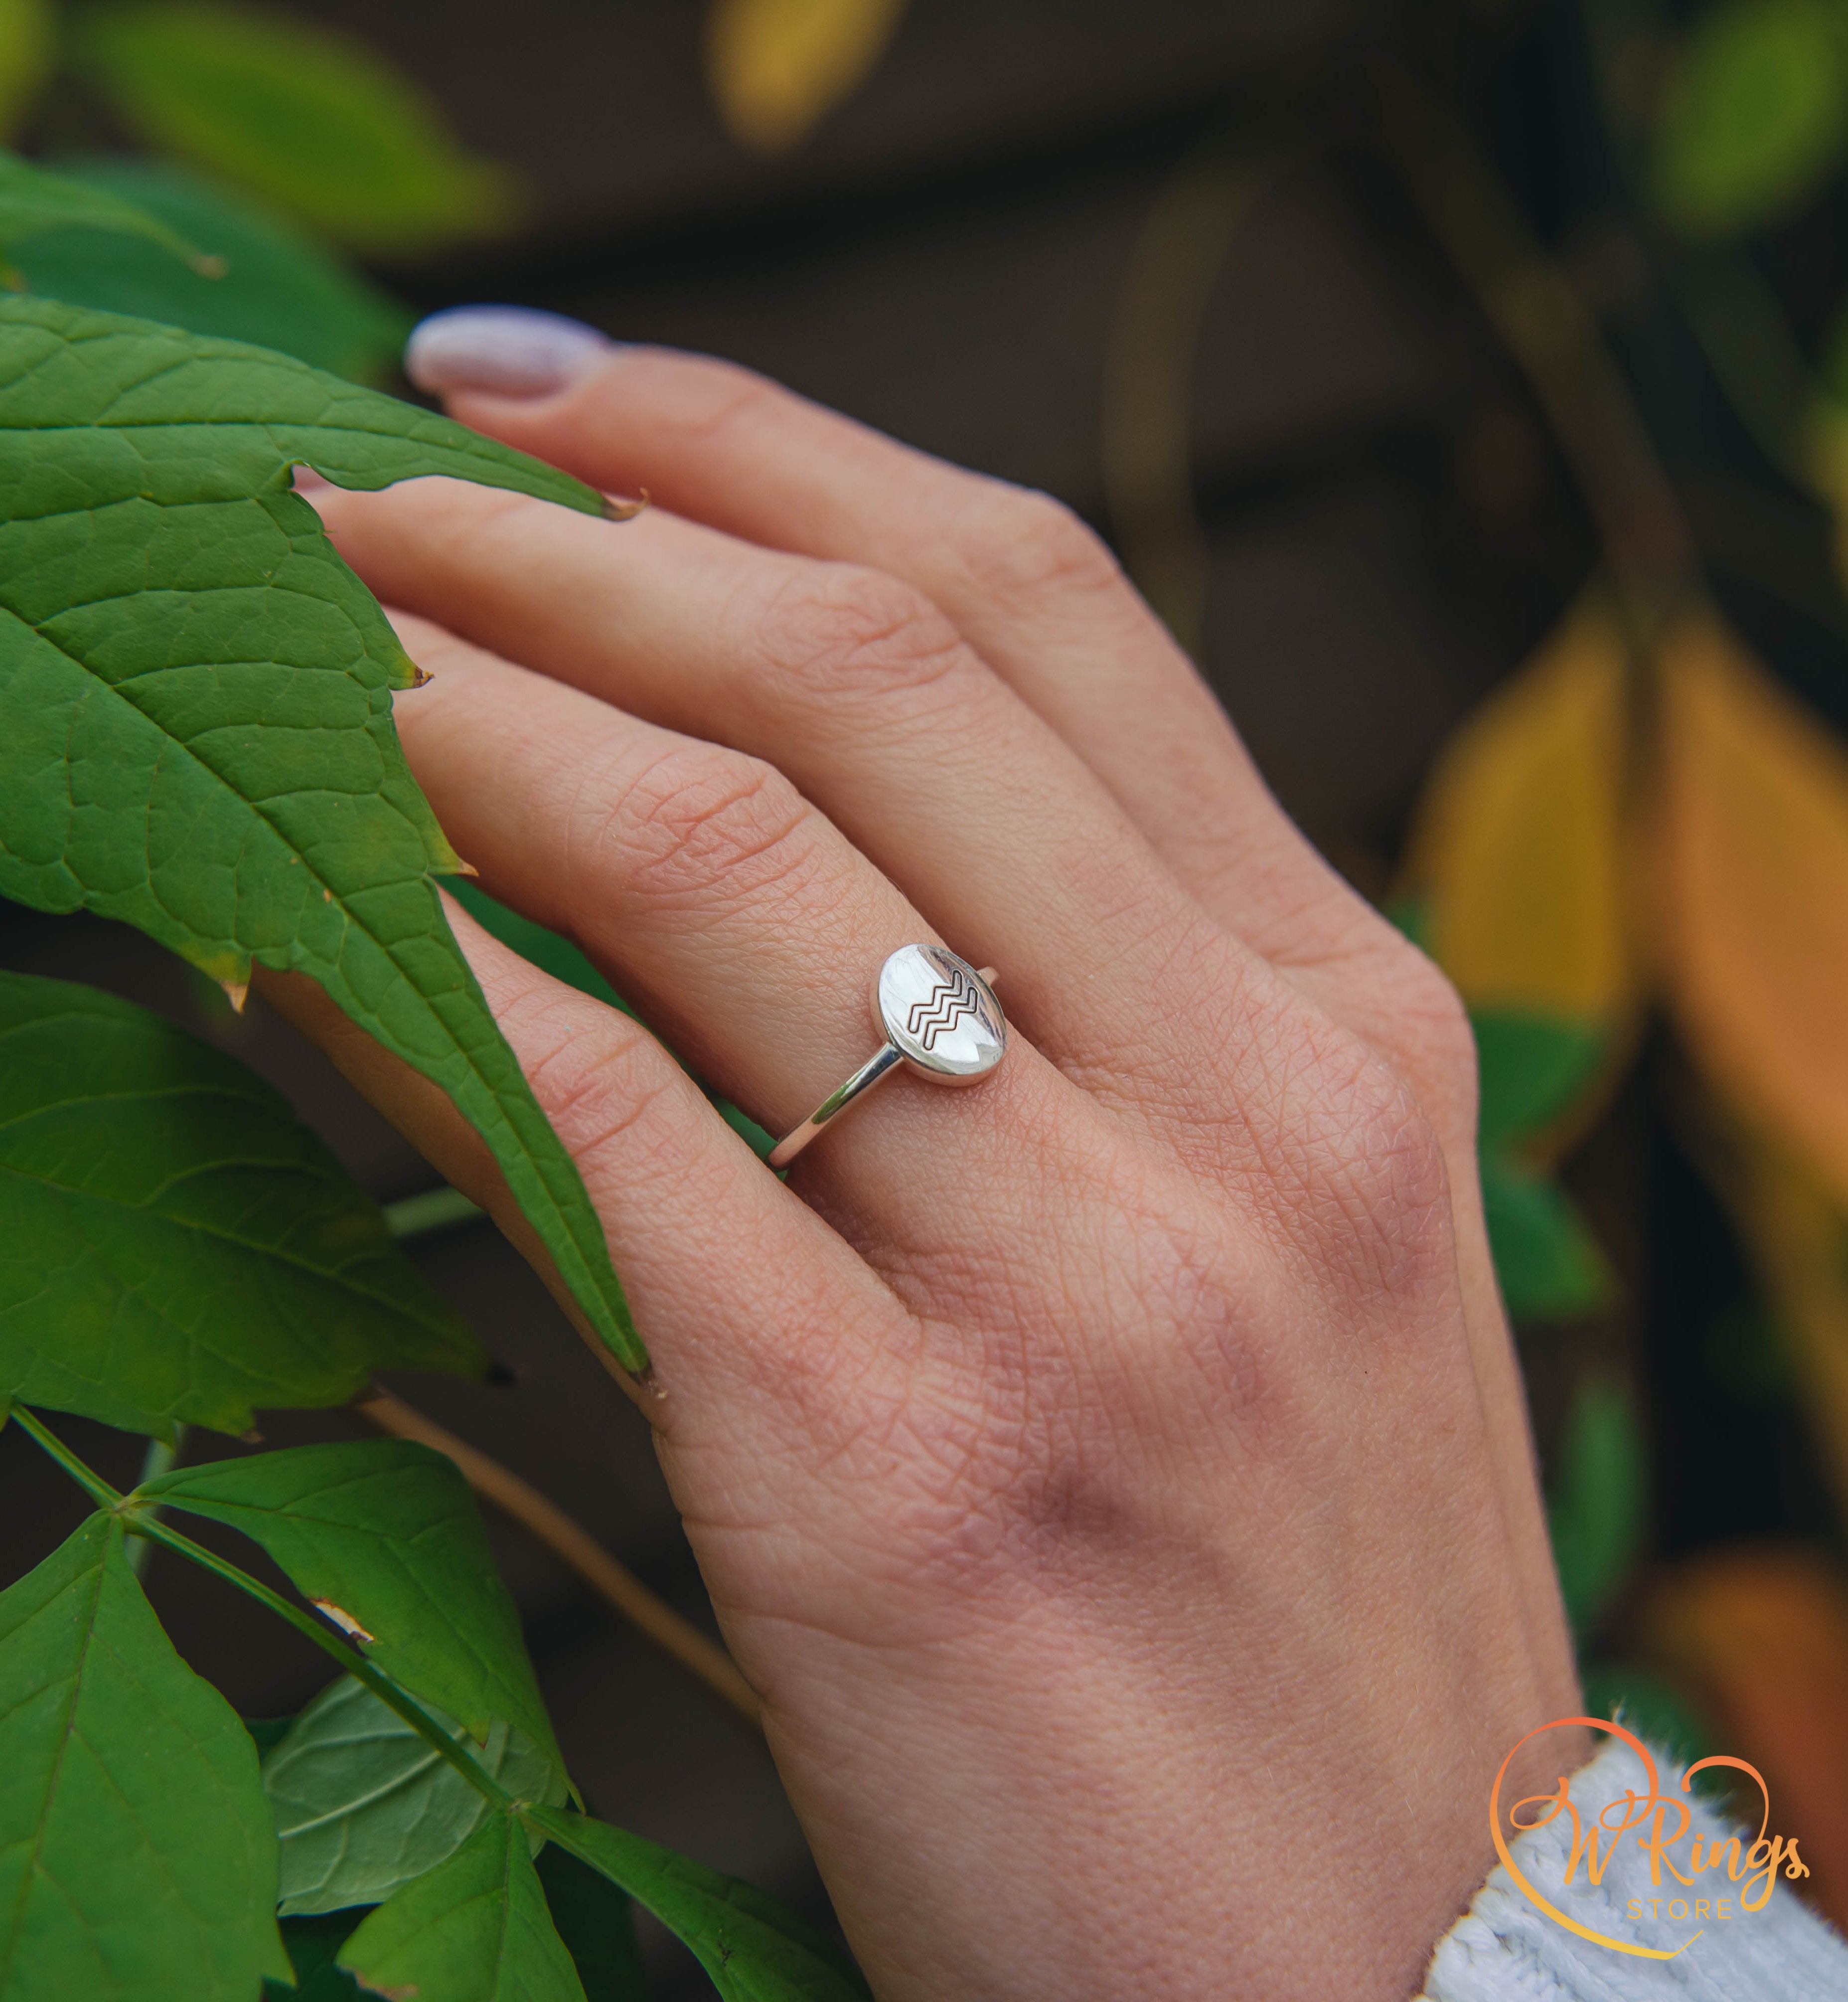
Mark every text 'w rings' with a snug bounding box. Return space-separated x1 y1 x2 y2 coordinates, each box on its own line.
766 945 1007 1169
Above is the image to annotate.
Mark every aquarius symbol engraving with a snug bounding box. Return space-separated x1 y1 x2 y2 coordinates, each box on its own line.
905 962 985 1053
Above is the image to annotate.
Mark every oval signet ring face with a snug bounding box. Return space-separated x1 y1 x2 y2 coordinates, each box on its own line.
875 944 1006 1083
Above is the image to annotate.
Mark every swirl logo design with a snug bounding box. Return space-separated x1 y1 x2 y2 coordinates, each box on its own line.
905 963 985 1052
1490 1717 1807 1959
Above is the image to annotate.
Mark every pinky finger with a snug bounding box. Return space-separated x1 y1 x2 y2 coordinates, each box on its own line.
253 894 879 1431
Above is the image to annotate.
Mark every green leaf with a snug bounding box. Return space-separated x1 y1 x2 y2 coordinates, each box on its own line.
12 157 410 382
536 1844 647 2002
1470 1010 1615 1322
338 1814 585 2002
74 1 520 256
0 1513 292 1999
0 970 485 1441
1652 0 1848 238
0 145 209 268
266 1673 564 1917
528 1807 873 2002
144 1437 562 1774
1546 1375 1648 1637
385 1183 487 1240
1472 1008 1607 1150
0 0 54 143
0 294 642 1372
1480 1152 1614 1321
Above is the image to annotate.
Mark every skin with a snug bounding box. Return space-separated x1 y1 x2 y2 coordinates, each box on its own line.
273 346 1586 2000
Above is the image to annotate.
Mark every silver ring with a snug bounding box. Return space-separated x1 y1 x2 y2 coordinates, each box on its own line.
767 944 1007 1169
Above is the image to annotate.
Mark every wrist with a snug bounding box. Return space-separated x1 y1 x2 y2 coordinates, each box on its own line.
749 1587 1556 2002
1419 1730 1844 2000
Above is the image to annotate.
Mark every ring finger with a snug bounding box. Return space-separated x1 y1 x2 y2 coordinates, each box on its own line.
314 481 1252 1140
378 613 1131 1284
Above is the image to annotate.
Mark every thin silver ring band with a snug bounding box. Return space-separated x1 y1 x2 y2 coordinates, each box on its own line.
768 948 1005 1170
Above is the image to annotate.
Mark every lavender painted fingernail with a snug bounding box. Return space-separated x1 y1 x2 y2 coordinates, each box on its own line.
403 306 617 397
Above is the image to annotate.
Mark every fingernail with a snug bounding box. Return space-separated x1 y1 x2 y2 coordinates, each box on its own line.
404 305 616 398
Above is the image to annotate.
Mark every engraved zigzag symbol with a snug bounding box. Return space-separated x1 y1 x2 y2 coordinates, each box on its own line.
905 965 983 1052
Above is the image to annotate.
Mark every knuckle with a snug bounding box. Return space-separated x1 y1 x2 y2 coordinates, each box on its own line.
1359 934 1482 1150
754 562 969 712
593 741 823 914
957 484 1125 605
1400 954 1480 1094
520 1003 682 1164
1234 1001 1456 1308
483 976 687 1168
1302 1046 1456 1304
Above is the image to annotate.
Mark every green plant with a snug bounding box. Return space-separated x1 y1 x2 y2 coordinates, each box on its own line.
0 160 864 2001
7 155 411 380
2 0 516 257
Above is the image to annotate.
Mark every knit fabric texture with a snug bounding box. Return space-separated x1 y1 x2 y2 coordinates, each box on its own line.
1417 1735 1846 2000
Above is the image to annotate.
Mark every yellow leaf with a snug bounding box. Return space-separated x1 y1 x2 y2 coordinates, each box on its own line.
706 0 907 155
1656 618 1848 1209
1641 1546 1848 1930
1402 592 1634 1019
0 0 54 141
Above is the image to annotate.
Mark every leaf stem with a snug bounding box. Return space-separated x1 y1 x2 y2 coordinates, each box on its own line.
133 1512 516 1810
11 1404 122 1508
356 1390 764 1732
383 1184 485 1239
13 1405 517 1813
128 1425 186 1577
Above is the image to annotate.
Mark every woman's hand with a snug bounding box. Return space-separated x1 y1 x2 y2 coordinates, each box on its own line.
277 323 1582 2002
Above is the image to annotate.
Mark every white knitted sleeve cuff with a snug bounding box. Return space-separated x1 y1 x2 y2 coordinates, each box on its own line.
1416 1735 1846 2001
